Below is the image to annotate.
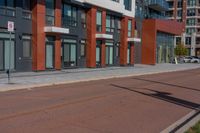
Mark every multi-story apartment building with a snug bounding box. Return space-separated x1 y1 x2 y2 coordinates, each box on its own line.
135 0 183 64
0 0 136 72
166 0 200 56
0 0 184 72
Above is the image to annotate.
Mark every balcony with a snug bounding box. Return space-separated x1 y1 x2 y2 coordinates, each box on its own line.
148 0 169 11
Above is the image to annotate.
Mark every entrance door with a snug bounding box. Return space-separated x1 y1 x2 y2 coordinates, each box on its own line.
4 40 15 70
96 41 101 67
46 43 54 69
106 42 114 66
127 44 131 65
62 43 77 68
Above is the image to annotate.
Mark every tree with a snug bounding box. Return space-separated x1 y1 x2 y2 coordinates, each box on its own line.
175 43 188 57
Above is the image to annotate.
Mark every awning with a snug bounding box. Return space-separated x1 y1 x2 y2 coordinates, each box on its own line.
96 34 113 39
44 27 69 34
127 38 141 43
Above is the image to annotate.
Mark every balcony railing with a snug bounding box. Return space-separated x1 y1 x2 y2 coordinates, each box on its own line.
0 6 15 17
148 0 169 11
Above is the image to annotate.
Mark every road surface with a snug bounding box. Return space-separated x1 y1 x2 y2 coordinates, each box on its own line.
0 69 200 133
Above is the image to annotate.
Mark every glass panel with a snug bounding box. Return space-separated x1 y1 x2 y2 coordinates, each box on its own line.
4 40 15 70
110 47 113 65
81 44 85 57
96 47 100 62
23 40 31 58
46 44 54 68
7 0 15 7
63 44 69 62
0 0 5 6
127 47 130 64
70 44 76 65
0 40 3 70
106 47 109 64
23 0 31 10
96 11 102 25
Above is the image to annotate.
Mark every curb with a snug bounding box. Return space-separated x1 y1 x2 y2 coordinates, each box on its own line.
0 67 199 92
161 108 200 133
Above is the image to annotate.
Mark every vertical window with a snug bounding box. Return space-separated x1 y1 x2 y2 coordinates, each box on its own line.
46 0 55 26
106 15 115 32
81 10 86 28
116 18 121 33
96 11 102 32
23 0 31 10
22 35 32 58
46 36 55 69
7 0 15 7
124 0 132 11
0 0 6 6
80 40 86 57
62 4 77 27
128 20 132 37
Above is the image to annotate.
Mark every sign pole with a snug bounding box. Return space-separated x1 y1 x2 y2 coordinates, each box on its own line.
8 31 11 83
7 21 14 84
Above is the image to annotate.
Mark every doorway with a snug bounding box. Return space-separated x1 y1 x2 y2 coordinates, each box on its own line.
62 40 77 68
0 39 15 71
45 36 55 69
105 41 114 66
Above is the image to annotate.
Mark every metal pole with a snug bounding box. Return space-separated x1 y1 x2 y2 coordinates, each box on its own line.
8 31 11 83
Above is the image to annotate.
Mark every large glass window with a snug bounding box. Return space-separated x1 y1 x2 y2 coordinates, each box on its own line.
46 36 55 69
0 0 15 16
62 39 77 67
96 41 101 66
0 32 15 71
62 4 77 27
106 15 115 32
124 0 132 11
46 0 55 26
128 20 132 37
116 18 121 33
22 35 32 58
96 11 102 32
81 10 86 28
105 41 114 65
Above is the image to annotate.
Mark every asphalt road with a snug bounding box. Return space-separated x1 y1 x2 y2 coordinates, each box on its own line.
0 69 200 133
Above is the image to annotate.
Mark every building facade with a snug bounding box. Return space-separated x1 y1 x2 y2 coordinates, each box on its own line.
0 0 137 72
166 0 200 56
135 0 183 64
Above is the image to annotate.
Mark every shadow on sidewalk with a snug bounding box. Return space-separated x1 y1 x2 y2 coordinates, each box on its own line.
111 84 200 110
132 77 200 93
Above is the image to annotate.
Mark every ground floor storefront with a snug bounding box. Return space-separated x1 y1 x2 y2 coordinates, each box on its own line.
141 19 183 65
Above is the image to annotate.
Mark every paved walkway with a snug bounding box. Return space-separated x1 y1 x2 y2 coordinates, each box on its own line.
0 63 200 92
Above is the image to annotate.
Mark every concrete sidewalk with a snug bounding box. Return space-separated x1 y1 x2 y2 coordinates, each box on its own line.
0 63 200 92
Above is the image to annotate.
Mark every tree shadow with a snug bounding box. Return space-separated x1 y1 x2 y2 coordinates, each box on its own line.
132 77 200 93
111 84 200 110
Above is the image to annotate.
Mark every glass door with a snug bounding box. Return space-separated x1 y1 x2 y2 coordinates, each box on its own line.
4 40 15 70
105 42 114 66
96 41 101 67
46 43 54 69
62 43 77 68
127 43 131 64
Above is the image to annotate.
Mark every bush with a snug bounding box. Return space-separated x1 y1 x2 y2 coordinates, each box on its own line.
175 43 188 57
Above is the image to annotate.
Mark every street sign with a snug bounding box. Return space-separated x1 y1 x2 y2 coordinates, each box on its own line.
8 21 14 32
